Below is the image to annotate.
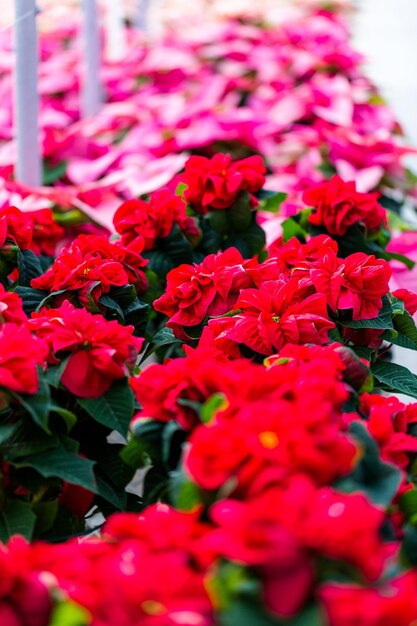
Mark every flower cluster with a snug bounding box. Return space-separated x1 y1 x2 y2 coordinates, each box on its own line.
156 233 392 356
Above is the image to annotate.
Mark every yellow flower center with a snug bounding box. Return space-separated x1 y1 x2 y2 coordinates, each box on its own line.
142 601 166 616
259 431 280 450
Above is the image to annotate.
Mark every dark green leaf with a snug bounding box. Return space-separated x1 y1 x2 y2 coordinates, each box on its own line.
229 192 253 232
17 250 45 286
15 445 97 492
340 296 393 331
144 224 194 278
402 524 417 566
0 499 36 542
14 286 48 315
1 422 58 461
372 360 417 399
384 310 417 350
328 223 414 269
11 374 51 433
141 326 181 363
226 218 266 257
77 379 135 437
95 472 126 510
43 160 68 185
337 421 402 506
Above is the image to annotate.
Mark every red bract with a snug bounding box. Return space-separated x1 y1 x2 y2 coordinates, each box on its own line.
304 175 386 236
184 353 357 491
28 209 64 257
207 497 313 618
31 234 148 306
393 288 417 316
154 248 257 338
0 323 47 395
0 206 32 250
58 481 95 518
131 349 234 430
320 572 417 626
30 302 143 398
38 506 214 626
182 153 266 214
208 478 389 616
208 278 334 355
114 190 198 250
304 251 391 320
359 394 417 470
0 538 52 626
0 286 27 326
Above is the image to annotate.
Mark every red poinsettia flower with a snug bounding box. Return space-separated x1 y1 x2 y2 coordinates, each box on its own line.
30 302 143 398
304 175 386 236
154 248 256 338
114 190 198 250
182 153 266 214
0 323 48 395
208 278 334 355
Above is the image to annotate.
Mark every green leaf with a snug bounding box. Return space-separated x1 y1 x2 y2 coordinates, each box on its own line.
140 326 182 363
402 524 417 566
282 217 308 243
95 472 126 510
49 600 91 626
0 499 36 542
162 421 186 468
340 296 394 331
226 219 266 257
120 437 148 469
17 250 45 286
13 286 48 315
143 224 194 278
384 250 415 269
384 310 417 350
372 360 417 399
15 444 97 492
328 223 415 269
337 421 402 506
44 359 69 388
208 209 232 236
399 487 417 521
220 601 281 626
77 379 135 437
170 469 202 511
11 374 51 433
175 182 188 200
98 294 124 318
0 423 20 445
201 393 228 424
43 160 68 185
387 209 417 232
257 190 287 213
50 405 77 431
229 192 253 232
1 421 58 461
